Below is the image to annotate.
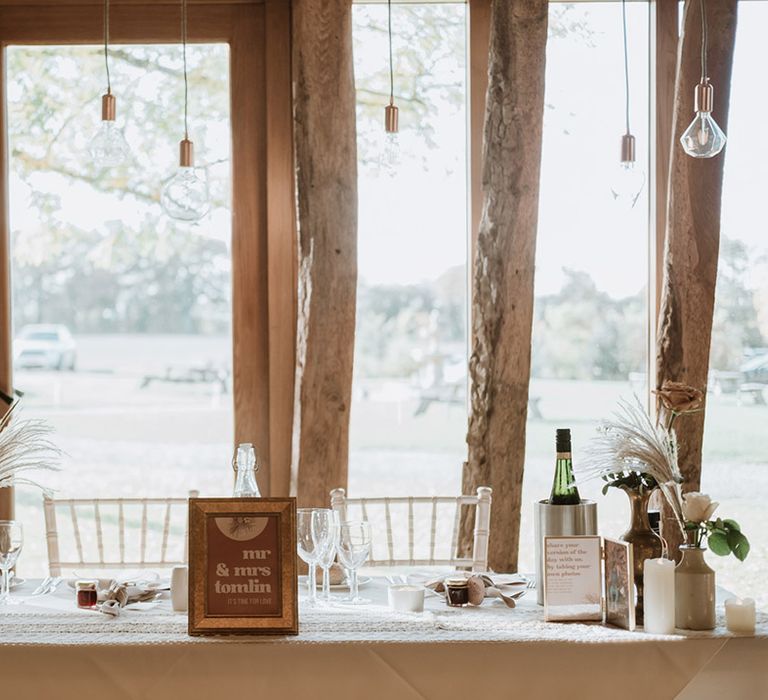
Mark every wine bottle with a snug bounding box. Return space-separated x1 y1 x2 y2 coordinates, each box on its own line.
549 428 581 505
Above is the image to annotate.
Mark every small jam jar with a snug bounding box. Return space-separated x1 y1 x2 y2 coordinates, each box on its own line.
76 580 98 609
444 577 470 607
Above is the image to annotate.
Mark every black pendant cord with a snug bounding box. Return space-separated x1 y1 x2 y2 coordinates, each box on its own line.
699 0 708 82
182 0 189 140
621 0 630 135
104 0 111 94
387 0 394 106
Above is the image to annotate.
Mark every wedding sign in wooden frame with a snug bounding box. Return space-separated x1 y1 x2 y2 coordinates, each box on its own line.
188 498 298 636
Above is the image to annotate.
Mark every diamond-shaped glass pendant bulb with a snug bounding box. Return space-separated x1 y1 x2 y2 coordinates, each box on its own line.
90 93 131 167
680 112 726 158
610 160 646 209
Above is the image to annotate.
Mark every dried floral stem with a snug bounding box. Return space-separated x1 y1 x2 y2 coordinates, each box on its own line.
0 412 61 494
581 395 686 534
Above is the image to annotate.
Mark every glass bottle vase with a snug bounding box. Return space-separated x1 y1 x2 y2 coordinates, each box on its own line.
619 486 663 625
675 545 716 630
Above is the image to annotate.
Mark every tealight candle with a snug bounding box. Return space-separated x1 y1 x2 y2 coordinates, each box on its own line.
643 558 675 635
725 597 755 636
171 565 188 613
388 584 425 613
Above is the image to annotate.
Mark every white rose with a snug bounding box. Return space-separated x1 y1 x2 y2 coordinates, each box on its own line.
682 492 719 523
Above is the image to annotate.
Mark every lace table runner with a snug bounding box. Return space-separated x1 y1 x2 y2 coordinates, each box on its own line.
1 578 765 647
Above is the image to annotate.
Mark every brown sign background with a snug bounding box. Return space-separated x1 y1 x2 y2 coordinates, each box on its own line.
205 514 282 617
189 498 297 635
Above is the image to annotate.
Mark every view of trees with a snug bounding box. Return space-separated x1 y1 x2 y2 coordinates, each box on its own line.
9 44 231 335
8 12 766 380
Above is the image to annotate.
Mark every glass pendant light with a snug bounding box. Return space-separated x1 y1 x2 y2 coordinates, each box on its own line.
609 0 645 208
89 0 131 167
680 0 726 158
383 0 400 168
161 0 210 222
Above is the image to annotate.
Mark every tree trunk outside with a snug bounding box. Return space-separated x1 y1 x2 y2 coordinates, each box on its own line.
292 0 358 508
657 0 738 559
461 0 548 573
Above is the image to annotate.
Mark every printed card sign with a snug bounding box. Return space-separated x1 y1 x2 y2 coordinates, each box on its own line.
189 498 297 635
543 536 602 622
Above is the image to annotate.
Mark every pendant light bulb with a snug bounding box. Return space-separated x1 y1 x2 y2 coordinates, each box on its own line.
91 0 131 167
90 92 131 166
680 80 726 158
162 0 210 222
610 133 645 209
384 102 400 167
610 0 644 208
161 138 210 222
381 0 400 170
681 0 726 158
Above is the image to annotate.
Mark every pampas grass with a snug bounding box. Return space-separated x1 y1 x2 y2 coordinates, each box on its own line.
581 395 685 532
0 401 60 493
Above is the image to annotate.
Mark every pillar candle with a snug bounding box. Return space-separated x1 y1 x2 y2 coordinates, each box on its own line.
725 597 756 636
644 558 675 634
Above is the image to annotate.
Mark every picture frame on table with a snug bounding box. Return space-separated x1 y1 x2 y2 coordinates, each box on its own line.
542 535 636 631
603 538 635 631
188 497 298 636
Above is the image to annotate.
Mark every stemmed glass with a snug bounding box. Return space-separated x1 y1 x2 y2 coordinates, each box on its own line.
337 520 372 604
0 521 23 606
316 510 340 602
296 508 333 604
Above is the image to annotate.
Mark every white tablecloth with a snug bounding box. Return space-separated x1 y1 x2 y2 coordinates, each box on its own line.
1 577 766 699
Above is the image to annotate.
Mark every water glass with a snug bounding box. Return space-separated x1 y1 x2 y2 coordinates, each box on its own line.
337 520 372 604
296 508 333 604
0 520 23 605
315 511 340 601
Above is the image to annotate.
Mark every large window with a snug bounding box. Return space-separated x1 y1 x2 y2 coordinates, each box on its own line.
703 1 768 609
8 43 233 575
349 3 468 496
519 2 651 572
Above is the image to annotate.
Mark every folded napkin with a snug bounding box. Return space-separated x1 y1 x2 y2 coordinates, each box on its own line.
98 580 161 617
424 574 521 608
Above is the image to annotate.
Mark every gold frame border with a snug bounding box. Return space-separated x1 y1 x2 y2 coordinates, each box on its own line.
188 497 298 636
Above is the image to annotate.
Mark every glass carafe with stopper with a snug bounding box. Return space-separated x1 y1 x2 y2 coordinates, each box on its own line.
549 428 581 505
232 442 261 498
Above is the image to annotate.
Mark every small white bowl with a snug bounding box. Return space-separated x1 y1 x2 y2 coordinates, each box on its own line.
388 584 425 613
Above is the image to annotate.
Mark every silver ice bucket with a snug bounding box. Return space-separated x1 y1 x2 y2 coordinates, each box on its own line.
534 499 598 605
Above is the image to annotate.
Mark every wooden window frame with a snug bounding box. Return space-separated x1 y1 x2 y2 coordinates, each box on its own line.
0 0 295 518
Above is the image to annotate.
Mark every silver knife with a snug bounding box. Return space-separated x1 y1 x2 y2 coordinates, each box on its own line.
31 576 52 596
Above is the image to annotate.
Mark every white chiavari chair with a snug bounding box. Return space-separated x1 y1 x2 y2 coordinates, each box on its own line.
43 491 198 576
330 486 492 572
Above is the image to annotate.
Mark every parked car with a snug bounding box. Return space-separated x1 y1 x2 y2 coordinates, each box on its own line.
741 353 768 384
13 324 77 371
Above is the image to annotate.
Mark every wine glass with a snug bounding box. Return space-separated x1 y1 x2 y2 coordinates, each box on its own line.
315 510 340 602
296 508 332 604
0 521 23 606
336 520 372 604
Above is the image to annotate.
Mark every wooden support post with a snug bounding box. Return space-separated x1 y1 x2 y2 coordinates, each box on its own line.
461 0 548 572
231 5 271 495
0 47 14 520
292 0 358 508
265 0 296 497
657 0 738 558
